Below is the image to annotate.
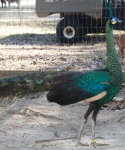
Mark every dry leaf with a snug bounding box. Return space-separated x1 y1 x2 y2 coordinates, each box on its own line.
59 57 67 61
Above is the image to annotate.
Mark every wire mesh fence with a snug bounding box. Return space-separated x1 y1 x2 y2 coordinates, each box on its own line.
0 1 125 149
0 0 125 74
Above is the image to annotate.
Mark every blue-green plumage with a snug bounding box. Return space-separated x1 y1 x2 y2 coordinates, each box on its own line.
77 71 111 94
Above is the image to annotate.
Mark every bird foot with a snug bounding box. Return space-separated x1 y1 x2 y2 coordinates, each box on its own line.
76 141 109 147
90 142 109 147
76 141 89 147
90 139 97 148
90 142 97 148
95 143 109 146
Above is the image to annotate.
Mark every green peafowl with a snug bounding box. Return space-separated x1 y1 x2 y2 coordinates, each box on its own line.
46 1 123 147
0 0 123 148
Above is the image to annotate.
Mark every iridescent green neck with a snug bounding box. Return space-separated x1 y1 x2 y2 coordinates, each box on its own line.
106 20 123 85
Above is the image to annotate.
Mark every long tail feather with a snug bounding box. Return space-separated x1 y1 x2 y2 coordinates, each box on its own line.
0 72 56 99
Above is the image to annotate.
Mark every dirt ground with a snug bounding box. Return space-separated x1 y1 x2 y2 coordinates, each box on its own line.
0 92 125 150
0 6 125 149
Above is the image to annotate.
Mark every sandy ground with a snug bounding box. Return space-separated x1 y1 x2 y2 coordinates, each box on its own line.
0 92 125 150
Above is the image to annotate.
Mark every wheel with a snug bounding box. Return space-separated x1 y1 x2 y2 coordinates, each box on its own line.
56 18 83 44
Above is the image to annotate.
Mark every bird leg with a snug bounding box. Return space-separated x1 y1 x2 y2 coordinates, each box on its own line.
76 103 94 146
91 118 96 147
76 119 87 146
91 104 100 147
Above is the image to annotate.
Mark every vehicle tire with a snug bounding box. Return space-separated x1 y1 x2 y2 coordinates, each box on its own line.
56 18 83 44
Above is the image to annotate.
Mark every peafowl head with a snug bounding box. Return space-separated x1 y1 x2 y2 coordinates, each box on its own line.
106 1 122 33
106 16 122 34
109 0 122 26
110 16 122 25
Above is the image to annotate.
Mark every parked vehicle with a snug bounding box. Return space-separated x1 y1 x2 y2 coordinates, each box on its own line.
36 0 125 43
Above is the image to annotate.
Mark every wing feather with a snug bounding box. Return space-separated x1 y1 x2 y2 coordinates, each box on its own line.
47 71 111 105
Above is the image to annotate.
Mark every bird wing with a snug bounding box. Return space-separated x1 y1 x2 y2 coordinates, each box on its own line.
47 70 111 105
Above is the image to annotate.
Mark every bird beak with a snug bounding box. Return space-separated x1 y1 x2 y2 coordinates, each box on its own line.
117 19 122 23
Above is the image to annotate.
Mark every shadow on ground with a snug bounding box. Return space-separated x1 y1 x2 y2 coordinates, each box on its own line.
0 33 106 46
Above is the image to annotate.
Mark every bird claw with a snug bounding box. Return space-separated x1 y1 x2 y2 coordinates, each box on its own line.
90 141 97 148
96 143 110 146
76 141 89 147
76 141 109 147
90 142 109 147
